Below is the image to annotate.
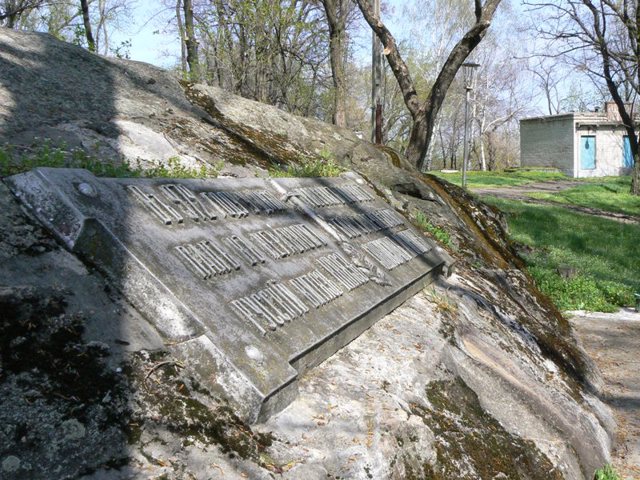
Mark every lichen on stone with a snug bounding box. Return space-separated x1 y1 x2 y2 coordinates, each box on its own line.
410 377 564 479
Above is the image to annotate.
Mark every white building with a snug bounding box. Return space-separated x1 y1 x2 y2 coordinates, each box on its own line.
520 102 635 177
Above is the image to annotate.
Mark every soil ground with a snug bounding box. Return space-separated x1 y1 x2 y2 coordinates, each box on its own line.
570 309 640 480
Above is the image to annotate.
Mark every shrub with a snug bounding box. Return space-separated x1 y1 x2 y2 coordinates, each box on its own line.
594 464 621 480
0 143 222 179
269 154 343 178
414 211 452 247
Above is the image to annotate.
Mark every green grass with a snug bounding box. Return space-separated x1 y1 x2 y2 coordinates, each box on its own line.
269 157 344 178
0 143 223 179
529 176 639 217
414 211 452 246
484 196 639 312
594 464 621 480
431 168 568 188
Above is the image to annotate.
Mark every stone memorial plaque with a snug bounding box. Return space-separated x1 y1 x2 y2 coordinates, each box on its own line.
7 168 452 421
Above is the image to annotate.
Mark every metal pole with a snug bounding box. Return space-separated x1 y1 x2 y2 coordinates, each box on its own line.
462 87 470 189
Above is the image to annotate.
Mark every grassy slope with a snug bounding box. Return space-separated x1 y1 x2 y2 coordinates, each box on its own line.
0 145 223 179
431 169 567 188
529 176 640 217
484 196 639 312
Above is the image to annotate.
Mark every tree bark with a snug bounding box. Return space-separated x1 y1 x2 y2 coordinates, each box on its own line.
80 0 96 52
356 0 502 171
183 0 199 81
96 0 107 54
355 0 420 118
1 0 45 28
479 111 487 171
175 0 187 75
322 0 349 127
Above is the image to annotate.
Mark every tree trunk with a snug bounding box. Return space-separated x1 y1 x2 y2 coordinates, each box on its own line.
322 0 348 127
96 0 107 54
479 105 487 171
183 0 199 81
628 131 639 195
424 117 440 171
599 36 638 194
632 154 640 195
634 0 640 195
356 0 502 171
6 12 15 28
80 0 96 52
175 0 187 75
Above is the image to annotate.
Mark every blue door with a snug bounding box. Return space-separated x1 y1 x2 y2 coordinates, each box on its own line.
580 136 596 170
623 136 634 168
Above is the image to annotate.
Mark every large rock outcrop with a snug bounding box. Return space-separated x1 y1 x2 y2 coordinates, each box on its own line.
0 27 614 479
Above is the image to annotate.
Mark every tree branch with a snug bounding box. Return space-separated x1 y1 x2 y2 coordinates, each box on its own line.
355 0 421 118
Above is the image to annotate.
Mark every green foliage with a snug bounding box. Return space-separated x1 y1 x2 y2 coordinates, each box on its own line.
269 152 344 178
425 288 457 315
484 197 639 312
594 464 621 480
0 143 222 179
112 39 132 60
530 176 639 217
431 169 567 188
526 266 631 312
414 211 452 247
145 156 223 179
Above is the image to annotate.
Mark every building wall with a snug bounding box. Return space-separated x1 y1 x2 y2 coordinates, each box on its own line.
520 115 575 174
574 124 634 178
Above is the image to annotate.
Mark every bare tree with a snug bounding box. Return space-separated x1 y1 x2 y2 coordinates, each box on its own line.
532 0 639 193
175 0 187 73
183 0 199 81
2 0 132 55
355 0 503 171
187 0 329 116
472 43 532 170
320 0 353 127
528 59 568 115
80 0 96 51
0 0 45 27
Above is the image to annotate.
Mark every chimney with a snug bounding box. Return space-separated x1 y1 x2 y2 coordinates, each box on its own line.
605 101 632 121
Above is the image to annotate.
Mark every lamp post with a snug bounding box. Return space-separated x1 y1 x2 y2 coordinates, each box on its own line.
461 62 479 189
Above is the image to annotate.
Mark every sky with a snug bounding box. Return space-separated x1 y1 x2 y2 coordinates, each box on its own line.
110 1 181 68
111 0 396 68
109 0 598 116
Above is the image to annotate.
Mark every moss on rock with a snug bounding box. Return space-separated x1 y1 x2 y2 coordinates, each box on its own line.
126 352 273 462
410 377 564 480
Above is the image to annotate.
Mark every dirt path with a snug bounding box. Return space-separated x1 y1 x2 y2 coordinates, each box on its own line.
471 180 583 199
570 309 640 479
471 181 640 224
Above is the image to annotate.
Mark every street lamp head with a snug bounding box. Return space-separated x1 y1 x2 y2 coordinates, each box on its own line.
462 62 480 90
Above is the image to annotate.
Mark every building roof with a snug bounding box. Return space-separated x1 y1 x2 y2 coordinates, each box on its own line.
521 102 638 125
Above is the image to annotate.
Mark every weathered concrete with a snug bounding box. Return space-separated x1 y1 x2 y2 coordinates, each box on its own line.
6 167 451 422
520 112 635 178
